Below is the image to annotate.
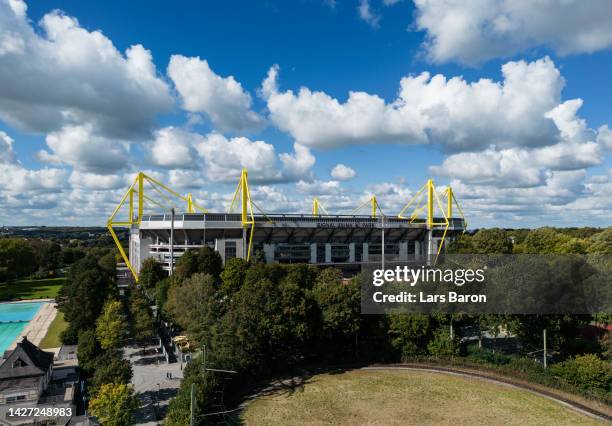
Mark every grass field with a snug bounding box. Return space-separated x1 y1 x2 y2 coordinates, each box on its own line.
39 311 68 349
0 278 66 301
241 370 602 426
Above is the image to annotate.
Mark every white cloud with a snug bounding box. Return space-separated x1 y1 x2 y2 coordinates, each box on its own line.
168 169 206 190
358 0 381 28
431 148 546 188
194 133 278 182
194 133 314 183
431 140 601 187
0 0 172 138
429 95 603 198
39 124 130 174
279 143 316 180
0 163 67 193
597 125 612 150
168 55 263 132
413 0 612 65
361 181 414 213
296 180 343 195
69 171 124 190
262 58 574 151
0 131 16 163
331 163 356 181
150 127 200 168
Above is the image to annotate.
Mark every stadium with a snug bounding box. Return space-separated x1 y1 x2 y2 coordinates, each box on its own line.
108 170 467 281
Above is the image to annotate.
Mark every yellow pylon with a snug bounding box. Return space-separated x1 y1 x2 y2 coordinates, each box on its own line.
107 171 208 281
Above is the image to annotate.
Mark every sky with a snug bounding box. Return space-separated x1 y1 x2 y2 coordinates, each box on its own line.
0 0 611 228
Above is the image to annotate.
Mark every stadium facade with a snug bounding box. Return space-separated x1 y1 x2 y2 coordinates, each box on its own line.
108 170 466 280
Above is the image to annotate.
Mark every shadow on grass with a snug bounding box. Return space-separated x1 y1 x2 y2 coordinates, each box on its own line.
0 278 65 301
228 363 366 425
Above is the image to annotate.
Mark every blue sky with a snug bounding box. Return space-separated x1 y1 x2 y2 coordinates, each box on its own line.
0 0 611 227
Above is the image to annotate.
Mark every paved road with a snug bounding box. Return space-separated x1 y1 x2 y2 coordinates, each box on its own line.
124 343 184 425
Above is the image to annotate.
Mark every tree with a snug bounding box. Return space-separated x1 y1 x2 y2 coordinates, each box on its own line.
91 353 133 390
30 239 61 274
514 227 570 254
165 361 217 426
555 237 588 254
280 264 318 290
312 268 361 359
174 250 198 282
0 238 36 280
61 247 85 265
77 329 100 375
446 234 475 254
98 251 117 277
587 228 612 254
96 300 127 350
213 278 291 374
153 278 170 310
471 228 513 254
219 257 248 295
196 246 223 280
89 383 139 426
165 273 219 345
138 258 165 289
58 256 115 343
277 279 317 352
130 291 155 348
388 314 433 358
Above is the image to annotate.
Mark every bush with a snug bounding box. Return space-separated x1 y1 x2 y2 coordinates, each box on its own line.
427 327 459 357
60 325 79 345
551 354 611 392
467 346 511 365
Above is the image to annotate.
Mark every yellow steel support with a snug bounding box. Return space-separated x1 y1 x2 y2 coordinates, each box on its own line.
241 170 248 225
447 187 453 219
187 193 194 213
349 196 381 217
371 196 377 218
229 169 257 260
108 171 209 282
312 198 330 216
398 178 462 264
128 187 134 223
427 179 434 228
137 172 144 224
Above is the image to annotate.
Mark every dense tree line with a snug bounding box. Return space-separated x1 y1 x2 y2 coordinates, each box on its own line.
57 226 611 424
152 227 611 424
0 237 93 281
57 252 142 424
448 226 612 254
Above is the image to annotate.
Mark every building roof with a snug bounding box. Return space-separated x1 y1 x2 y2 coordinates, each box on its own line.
0 376 40 393
0 337 54 380
57 345 78 361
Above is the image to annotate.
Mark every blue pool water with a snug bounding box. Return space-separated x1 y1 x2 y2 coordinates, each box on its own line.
0 302 44 354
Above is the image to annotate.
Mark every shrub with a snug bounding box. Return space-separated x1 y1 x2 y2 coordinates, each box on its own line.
467 346 511 365
551 354 611 392
427 327 459 357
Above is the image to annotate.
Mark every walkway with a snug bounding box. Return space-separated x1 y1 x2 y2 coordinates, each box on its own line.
124 342 184 425
9 301 57 350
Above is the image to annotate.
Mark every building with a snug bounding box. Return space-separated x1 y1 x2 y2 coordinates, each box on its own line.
131 212 466 275
108 171 467 280
0 337 78 425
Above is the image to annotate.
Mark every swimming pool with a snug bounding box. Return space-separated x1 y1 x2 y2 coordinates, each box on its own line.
0 302 44 354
